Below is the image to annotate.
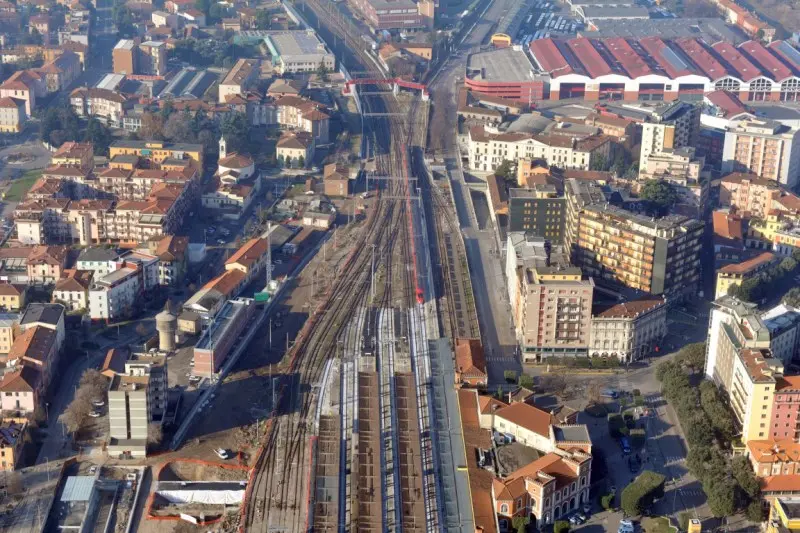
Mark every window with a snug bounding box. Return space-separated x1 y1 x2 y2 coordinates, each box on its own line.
500 503 509 514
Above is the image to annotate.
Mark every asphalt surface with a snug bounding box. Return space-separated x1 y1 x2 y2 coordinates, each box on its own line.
428 0 523 387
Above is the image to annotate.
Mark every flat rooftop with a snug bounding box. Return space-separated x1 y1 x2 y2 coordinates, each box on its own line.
467 47 535 82
95 267 136 288
579 17 745 43
110 374 149 392
195 299 249 351
267 30 327 57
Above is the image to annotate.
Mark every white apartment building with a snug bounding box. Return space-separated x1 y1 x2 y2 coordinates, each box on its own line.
467 125 611 173
590 297 667 362
722 119 800 189
107 351 167 458
88 251 158 320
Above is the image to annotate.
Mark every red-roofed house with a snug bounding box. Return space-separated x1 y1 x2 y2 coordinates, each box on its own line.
225 238 269 285
454 338 487 387
492 450 592 529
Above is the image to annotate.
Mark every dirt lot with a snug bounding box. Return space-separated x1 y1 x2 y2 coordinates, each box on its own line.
158 461 248 483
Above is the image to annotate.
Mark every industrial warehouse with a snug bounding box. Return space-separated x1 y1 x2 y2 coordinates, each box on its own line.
466 37 800 102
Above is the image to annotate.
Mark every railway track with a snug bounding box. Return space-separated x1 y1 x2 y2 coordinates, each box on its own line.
242 95 418 533
237 0 430 528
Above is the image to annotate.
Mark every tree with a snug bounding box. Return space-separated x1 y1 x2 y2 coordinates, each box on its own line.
601 492 615 510
495 160 515 183
20 28 43 46
316 60 330 82
511 516 530 533
195 0 212 16
517 373 534 390
84 117 113 156
553 520 570 533
147 422 163 446
679 512 691 532
590 154 607 171
677 342 706 374
60 394 92 434
705 477 736 517
135 322 149 339
784 287 800 308
620 470 665 517
746 500 764 522
298 155 305 168
255 9 272 29
139 112 165 140
731 456 760 498
163 112 193 142
220 112 250 154
40 107 80 147
277 154 285 168
79 369 108 401
639 179 677 217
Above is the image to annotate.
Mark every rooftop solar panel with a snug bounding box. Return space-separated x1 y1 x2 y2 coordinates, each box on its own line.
774 41 800 71
660 46 690 73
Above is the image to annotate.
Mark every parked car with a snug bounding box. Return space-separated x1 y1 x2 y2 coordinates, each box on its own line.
619 519 635 533
89 410 102 418
92 398 105 407
214 448 231 460
601 389 618 398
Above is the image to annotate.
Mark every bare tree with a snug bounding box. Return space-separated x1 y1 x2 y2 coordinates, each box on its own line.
135 322 149 339
147 422 163 446
78 369 108 402
587 381 602 405
163 112 193 142
60 395 92 435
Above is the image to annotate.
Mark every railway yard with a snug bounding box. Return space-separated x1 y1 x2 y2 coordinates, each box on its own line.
233 0 480 529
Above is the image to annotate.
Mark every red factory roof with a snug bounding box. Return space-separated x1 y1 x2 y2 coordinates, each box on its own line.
712 42 762 82
638 37 694 78
529 38 572 76
604 38 653 78
674 38 728 79
740 40 792 81
567 38 614 78
768 41 800 76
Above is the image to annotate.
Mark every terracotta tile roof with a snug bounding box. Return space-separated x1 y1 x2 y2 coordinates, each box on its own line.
719 251 777 275
155 235 188 261
706 90 750 118
100 347 128 377
748 438 800 464
0 365 40 392
54 269 92 292
218 153 254 168
495 402 552 437
713 209 744 240
0 97 20 108
457 389 497 533
595 296 666 319
504 451 589 491
7 326 56 365
28 245 68 266
0 282 24 297
777 375 800 391
477 395 507 415
720 171 775 187
455 338 487 380
277 131 313 149
226 238 268 269
202 269 245 297
762 474 800 493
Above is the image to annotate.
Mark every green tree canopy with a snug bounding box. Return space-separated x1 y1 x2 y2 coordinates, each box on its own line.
621 470 665 517
640 179 677 217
